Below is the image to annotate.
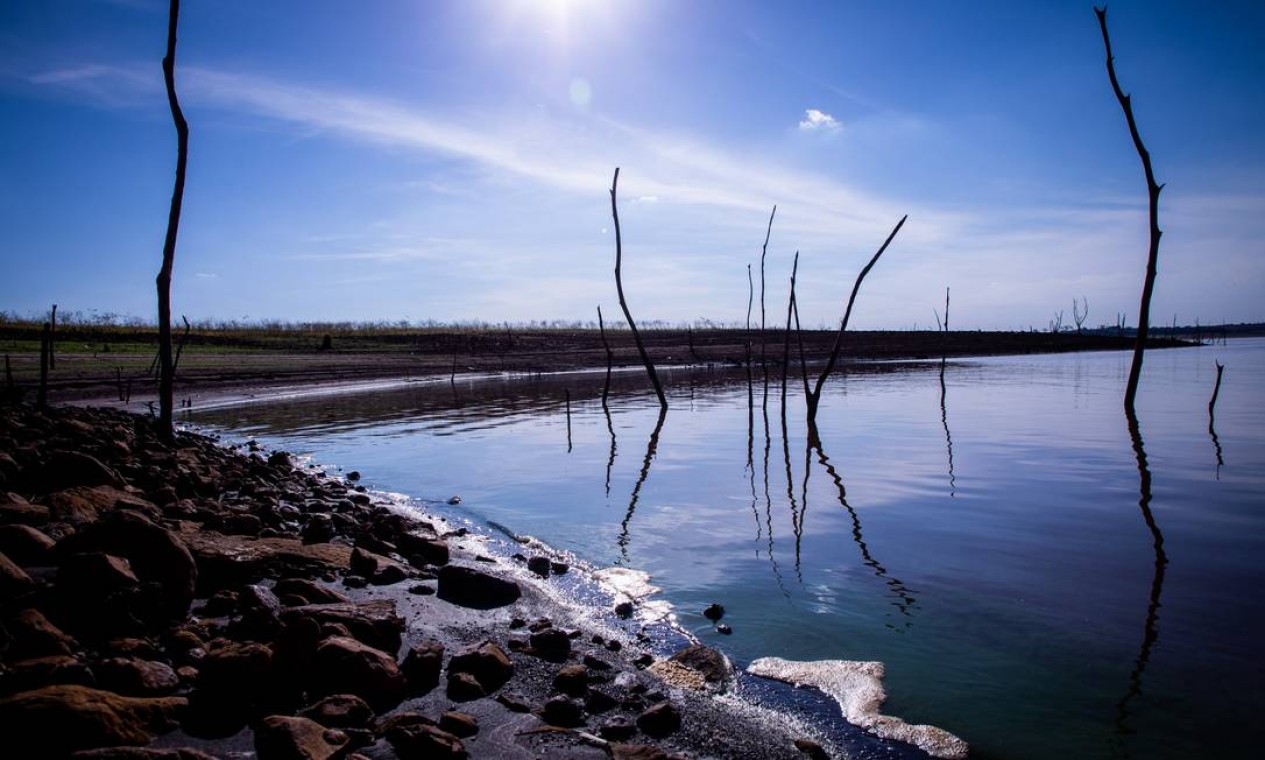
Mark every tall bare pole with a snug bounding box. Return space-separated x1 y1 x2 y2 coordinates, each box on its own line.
157 0 189 439
610 168 666 410
759 206 776 408
1096 7 1162 412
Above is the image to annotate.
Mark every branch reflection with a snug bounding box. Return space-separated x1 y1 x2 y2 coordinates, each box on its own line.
617 406 667 562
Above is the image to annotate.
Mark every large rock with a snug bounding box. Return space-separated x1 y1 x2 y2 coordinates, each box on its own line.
182 533 351 593
667 644 732 689
397 532 449 566
401 640 444 695
0 524 56 566
0 550 35 600
279 600 404 654
272 578 349 606
0 685 186 756
47 486 158 523
57 510 197 620
385 722 467 759
254 715 348 760
636 701 682 738
94 657 181 697
43 451 127 490
4 607 77 658
437 564 521 609
0 495 50 526
298 693 375 730
310 636 407 711
447 640 513 694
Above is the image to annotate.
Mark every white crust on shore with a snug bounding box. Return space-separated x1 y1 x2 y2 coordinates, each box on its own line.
747 657 969 760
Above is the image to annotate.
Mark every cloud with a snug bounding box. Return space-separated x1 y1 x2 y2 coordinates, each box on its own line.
633 195 659 203
798 108 840 131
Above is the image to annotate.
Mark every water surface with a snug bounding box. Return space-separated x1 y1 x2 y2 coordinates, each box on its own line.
194 339 1265 759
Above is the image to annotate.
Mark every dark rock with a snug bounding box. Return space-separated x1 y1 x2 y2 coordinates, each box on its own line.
611 745 671 760
386 722 467 759
95 657 181 696
341 575 368 589
438 710 479 738
396 532 449 566
235 584 283 638
795 737 831 759
447 640 513 693
550 561 569 575
528 628 571 662
583 654 613 671
254 714 347 760
527 555 551 578
5 607 76 658
271 578 348 606
47 486 158 523
614 601 634 619
0 497 50 526
584 688 619 715
636 701 682 738
703 603 725 621
540 695 584 727
605 639 623 653
310 636 406 711
401 640 444 695
0 685 186 756
196 640 273 698
437 564 521 609
407 583 435 595
299 693 375 730
598 715 637 741
553 664 589 697
300 514 336 544
182 533 352 594
716 624 733 635
668 644 732 688
494 692 532 713
266 451 294 471
279 600 403 654
70 749 218 760
0 524 56 566
0 550 35 600
45 451 126 490
445 672 486 702
2 654 94 692
345 471 361 482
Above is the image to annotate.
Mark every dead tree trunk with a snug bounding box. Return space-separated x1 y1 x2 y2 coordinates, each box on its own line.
610 168 666 410
598 305 614 405
1208 361 1225 418
806 215 907 422
759 206 776 410
49 304 57 370
157 0 189 440
1096 7 1163 412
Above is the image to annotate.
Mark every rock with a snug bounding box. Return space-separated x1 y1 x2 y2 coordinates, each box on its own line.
716 624 733 635
540 696 584 728
668 644 732 688
447 640 513 693
279 600 404 654
5 607 77 657
70 748 219 759
401 640 444 695
272 578 349 606
300 514 337 544
47 486 158 523
550 561 569 575
585 688 619 715
345 471 360 482
794 737 831 759
437 564 521 609
349 547 410 585
0 551 35 600
494 692 532 713
438 711 479 738
0 497 50 526
397 532 449 566
636 702 682 738
196 640 273 697
267 451 294 471
407 583 435 595
234 584 284 639
254 714 348 760
3 654 94 692
614 601 634 619
182 533 352 593
703 603 725 621
386 722 467 759
55 552 139 622
528 627 571 662
598 715 637 741
527 556 551 578
0 524 56 566
445 672 486 701
0 685 186 756
310 636 406 711
95 657 181 696
44 451 126 490
57 509 197 620
299 694 375 730
553 664 589 697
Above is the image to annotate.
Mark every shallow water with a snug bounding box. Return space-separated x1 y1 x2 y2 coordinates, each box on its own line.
194 339 1265 760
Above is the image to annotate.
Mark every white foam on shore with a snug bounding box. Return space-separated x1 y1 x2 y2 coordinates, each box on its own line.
747 657 969 760
593 567 673 623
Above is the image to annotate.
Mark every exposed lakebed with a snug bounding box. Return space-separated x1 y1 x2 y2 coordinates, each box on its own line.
194 339 1265 759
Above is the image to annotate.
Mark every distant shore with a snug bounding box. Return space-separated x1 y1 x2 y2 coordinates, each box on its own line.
0 325 1193 408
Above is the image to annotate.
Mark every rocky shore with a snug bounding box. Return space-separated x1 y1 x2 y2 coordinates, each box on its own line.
0 403 834 759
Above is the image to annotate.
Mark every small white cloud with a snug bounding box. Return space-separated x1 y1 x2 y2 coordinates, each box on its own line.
798 108 840 132
194 272 218 279
634 195 659 203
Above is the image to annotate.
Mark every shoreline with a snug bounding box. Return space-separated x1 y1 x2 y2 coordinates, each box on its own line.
0 401 903 759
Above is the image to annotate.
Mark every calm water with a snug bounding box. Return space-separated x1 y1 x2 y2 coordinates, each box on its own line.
193 339 1265 760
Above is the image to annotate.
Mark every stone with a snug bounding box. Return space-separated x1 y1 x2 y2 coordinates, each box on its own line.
703 603 725 621
599 715 637 741
397 532 449 566
3 654 94 692
6 607 77 657
527 555 551 578
310 636 407 711
44 451 126 490
528 627 571 662
386 722 467 759
553 664 589 697
46 486 158 523
611 745 670 760
716 624 733 635
438 711 479 738
196 640 273 696
0 550 35 600
0 685 186 756
667 644 732 688
182 533 352 593
0 497 50 526
70 749 219 759
445 672 486 702
272 578 349 606
614 601 634 619
447 640 514 693
299 694 375 730
95 657 181 696
279 600 404 654
300 514 337 545
585 688 619 714
437 564 521 609
254 715 348 760
636 701 682 738
0 524 56 566
794 737 831 760
540 696 584 728
401 640 444 695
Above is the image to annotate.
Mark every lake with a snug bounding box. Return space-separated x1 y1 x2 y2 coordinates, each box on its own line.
192 338 1265 760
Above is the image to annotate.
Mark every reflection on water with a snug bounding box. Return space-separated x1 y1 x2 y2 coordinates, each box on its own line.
193 340 1265 760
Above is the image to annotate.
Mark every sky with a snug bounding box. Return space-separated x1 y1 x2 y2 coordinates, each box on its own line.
1 0 1263 331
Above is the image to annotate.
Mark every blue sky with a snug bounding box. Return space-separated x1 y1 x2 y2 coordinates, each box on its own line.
1 0 1262 330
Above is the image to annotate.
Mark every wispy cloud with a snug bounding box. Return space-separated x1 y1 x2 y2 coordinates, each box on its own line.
798 108 840 131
